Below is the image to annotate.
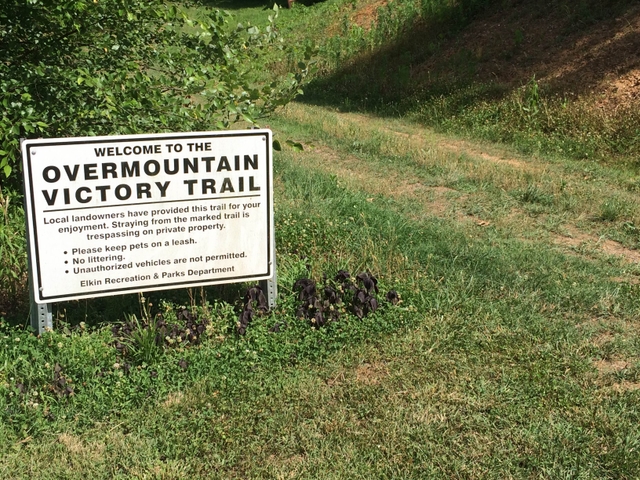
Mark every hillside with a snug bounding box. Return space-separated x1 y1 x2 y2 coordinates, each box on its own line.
384 0 639 101
2 2 640 478
302 0 640 163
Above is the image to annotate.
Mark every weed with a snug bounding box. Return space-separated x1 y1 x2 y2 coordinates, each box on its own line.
111 294 215 364
598 196 628 222
236 285 269 334
513 28 524 48
520 75 540 120
0 189 28 317
516 183 554 207
116 313 164 366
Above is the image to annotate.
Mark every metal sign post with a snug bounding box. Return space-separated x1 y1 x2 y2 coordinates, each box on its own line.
259 242 278 309
30 296 52 335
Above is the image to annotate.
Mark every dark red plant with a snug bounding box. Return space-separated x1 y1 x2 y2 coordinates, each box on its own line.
237 285 268 335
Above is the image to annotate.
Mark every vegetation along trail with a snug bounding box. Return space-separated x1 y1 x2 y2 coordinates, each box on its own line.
273 101 640 271
1 0 640 477
255 99 640 476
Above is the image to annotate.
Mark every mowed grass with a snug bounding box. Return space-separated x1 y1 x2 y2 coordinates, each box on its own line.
2 1 640 477
2 101 640 478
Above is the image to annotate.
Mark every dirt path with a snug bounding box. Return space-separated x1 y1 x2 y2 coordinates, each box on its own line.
275 102 640 276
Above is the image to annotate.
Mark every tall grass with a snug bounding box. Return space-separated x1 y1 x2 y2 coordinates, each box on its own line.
297 0 640 166
0 190 28 318
413 79 640 162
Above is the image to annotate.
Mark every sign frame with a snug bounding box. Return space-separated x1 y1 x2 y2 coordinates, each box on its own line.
21 130 276 331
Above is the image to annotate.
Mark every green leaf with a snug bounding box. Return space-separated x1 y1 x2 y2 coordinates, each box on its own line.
0 0 306 187
286 140 304 152
272 139 282 151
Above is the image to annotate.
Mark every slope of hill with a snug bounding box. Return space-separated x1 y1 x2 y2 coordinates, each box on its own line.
301 0 640 164
1 2 640 478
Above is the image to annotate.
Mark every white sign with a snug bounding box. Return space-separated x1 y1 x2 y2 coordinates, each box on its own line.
22 130 274 302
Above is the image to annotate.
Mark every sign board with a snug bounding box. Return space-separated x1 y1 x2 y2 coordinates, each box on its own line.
22 130 274 303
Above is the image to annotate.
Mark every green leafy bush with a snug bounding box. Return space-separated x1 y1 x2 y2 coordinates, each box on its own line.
0 190 27 316
0 0 311 187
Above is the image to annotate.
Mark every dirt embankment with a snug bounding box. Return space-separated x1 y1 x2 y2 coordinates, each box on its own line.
423 2 640 106
340 0 640 114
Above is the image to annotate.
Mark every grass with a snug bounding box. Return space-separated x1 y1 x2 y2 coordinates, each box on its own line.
2 102 640 477
292 0 640 167
2 0 640 477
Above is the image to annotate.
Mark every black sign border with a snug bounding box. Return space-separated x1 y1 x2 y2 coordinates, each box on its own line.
22 131 273 302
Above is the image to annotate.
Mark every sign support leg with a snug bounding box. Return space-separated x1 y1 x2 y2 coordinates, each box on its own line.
23 152 53 335
259 258 277 310
29 283 52 335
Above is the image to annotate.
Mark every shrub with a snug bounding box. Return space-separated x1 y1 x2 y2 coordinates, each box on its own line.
0 190 27 317
0 0 312 188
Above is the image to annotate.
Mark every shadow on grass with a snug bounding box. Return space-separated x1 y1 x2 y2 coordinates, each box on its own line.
196 0 268 10
0 282 250 331
54 282 250 328
301 0 640 116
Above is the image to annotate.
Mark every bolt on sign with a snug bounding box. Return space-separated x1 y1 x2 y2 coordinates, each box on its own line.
21 130 274 303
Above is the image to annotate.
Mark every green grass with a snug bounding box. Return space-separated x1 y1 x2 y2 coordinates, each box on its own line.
2 0 640 477
287 0 640 167
2 104 640 476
